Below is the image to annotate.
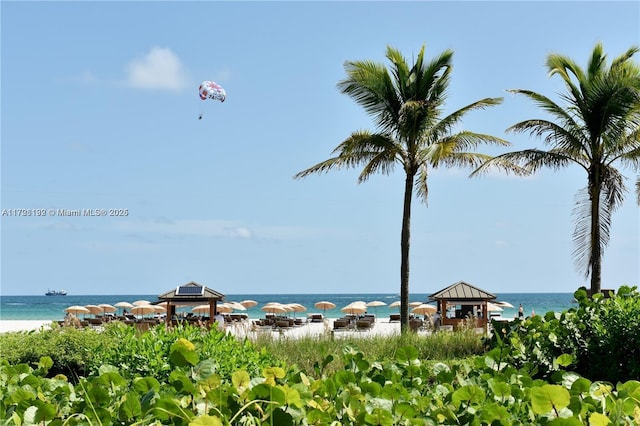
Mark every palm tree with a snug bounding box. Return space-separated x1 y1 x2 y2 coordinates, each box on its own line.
294 45 508 330
474 43 640 295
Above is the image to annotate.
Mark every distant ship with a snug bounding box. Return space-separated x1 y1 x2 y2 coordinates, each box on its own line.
45 289 67 296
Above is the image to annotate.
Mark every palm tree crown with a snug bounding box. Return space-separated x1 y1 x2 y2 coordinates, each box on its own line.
474 43 640 294
295 45 508 330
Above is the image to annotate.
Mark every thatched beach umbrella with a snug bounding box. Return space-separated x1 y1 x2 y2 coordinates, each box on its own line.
98 304 117 315
225 301 247 311
411 304 437 316
314 301 336 315
131 304 155 318
286 303 307 318
84 305 103 317
341 302 367 316
65 305 90 316
366 300 387 317
114 301 134 315
239 299 258 308
261 302 287 315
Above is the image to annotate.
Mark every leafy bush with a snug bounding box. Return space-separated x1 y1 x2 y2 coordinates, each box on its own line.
2 345 639 424
0 325 110 379
94 321 280 381
486 285 640 382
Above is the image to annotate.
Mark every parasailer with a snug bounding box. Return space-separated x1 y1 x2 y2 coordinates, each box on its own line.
198 80 226 119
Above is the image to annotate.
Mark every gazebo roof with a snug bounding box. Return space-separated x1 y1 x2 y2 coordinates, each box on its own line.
158 281 225 303
428 280 496 301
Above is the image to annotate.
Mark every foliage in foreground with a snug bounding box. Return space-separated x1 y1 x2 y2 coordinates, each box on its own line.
486 285 640 383
2 343 640 425
0 322 280 383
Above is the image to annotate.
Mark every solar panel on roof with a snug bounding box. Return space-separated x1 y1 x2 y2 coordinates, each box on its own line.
176 285 204 295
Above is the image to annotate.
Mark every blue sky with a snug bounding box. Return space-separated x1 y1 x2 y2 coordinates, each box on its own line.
1 1 638 296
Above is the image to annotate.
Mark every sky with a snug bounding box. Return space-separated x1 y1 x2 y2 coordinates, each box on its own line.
1 1 639 296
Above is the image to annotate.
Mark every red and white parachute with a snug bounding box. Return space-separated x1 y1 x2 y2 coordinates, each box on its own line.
199 80 226 102
198 80 226 119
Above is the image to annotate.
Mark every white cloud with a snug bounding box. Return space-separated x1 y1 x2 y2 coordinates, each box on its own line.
112 219 338 241
124 47 189 91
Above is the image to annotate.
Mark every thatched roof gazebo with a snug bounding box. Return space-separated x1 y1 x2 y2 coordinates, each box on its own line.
428 280 496 332
157 281 225 327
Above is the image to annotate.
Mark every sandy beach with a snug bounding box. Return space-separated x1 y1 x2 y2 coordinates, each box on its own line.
0 318 413 338
0 320 55 334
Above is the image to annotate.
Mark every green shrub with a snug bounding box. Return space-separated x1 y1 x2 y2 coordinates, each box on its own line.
0 325 110 379
94 321 280 381
486 285 640 382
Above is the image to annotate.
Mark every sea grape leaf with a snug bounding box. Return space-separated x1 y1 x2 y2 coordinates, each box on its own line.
530 385 570 415
189 414 223 426
232 370 251 391
170 338 199 367
587 412 611 426
118 391 142 421
452 385 486 408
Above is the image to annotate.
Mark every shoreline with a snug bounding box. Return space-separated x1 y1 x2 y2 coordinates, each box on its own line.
0 318 409 338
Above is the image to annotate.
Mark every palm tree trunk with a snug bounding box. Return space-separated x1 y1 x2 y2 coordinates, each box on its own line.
400 172 414 332
589 178 602 295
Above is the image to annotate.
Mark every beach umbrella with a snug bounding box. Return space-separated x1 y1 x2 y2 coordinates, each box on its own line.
131 304 156 318
494 301 514 309
65 305 90 316
132 300 151 306
409 301 423 307
225 301 247 311
341 302 367 315
286 303 307 318
366 300 387 317
314 301 336 315
411 304 437 316
261 303 287 315
192 304 211 315
114 301 134 314
98 304 117 315
239 299 258 308
389 301 401 308
217 303 233 314
486 302 503 312
84 304 103 316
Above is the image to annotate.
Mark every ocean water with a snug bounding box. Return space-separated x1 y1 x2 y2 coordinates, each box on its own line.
0 293 576 321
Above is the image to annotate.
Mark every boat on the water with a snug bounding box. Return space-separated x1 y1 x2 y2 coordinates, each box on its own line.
45 289 67 296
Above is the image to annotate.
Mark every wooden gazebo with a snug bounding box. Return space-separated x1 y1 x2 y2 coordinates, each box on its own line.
429 281 496 332
157 281 225 327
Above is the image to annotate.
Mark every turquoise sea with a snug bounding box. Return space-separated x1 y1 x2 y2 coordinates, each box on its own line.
0 293 576 321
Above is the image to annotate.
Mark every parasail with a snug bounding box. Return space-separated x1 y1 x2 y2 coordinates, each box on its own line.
199 80 226 103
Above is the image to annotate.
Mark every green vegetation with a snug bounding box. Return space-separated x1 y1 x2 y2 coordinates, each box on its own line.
2 292 640 424
252 328 485 376
486 285 640 384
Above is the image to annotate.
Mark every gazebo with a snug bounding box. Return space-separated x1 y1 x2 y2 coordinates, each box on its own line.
428 280 496 332
157 281 225 327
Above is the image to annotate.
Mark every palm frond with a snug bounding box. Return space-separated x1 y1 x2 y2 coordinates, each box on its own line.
293 131 398 180
600 165 627 212
415 163 429 205
429 98 504 141
571 187 611 279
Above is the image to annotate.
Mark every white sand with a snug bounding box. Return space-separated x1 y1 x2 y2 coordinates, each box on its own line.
0 320 54 334
0 318 429 339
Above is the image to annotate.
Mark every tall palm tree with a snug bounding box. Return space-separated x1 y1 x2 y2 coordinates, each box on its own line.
294 45 508 330
474 43 640 295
